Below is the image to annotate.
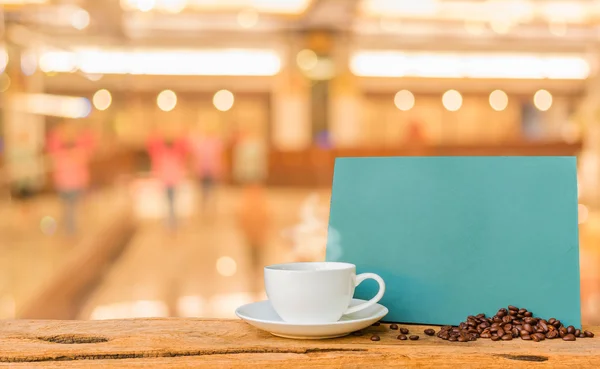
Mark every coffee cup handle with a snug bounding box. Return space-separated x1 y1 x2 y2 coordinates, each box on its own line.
344 273 386 315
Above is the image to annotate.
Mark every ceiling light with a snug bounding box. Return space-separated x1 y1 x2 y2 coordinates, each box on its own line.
213 90 234 112
71 9 90 30
394 90 415 111
93 89 112 111
442 90 462 112
533 89 552 111
489 90 508 111
157 90 177 112
12 93 91 118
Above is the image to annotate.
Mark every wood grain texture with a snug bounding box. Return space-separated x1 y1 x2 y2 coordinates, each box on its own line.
0 319 597 368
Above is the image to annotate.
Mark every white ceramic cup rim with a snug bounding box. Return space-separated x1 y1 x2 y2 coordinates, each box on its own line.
265 262 355 273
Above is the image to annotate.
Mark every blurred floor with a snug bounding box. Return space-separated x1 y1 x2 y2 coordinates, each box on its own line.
78 187 331 320
0 188 126 318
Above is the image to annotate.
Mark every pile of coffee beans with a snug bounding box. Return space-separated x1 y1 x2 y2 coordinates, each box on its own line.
436 305 594 343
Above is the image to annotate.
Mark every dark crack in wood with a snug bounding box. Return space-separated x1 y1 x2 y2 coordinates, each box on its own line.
37 335 110 344
498 354 549 362
0 347 367 363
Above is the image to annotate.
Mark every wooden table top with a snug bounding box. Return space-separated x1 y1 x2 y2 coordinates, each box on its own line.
0 319 598 368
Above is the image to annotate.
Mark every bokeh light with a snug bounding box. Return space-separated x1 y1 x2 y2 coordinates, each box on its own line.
216 256 237 277
71 9 90 30
213 89 235 112
442 89 463 111
464 20 486 35
489 89 508 111
296 49 318 71
533 89 553 111
157 90 177 112
237 8 259 28
20 50 37 76
40 216 57 236
176 295 205 317
162 0 187 13
137 0 155 12
0 74 10 93
93 89 112 111
394 90 415 111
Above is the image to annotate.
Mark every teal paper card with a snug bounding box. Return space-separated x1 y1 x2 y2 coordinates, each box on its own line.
326 156 580 326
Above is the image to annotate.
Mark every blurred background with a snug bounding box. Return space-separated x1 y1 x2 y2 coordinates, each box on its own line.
0 0 599 324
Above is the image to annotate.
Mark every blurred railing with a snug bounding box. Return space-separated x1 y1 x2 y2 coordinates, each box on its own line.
267 141 584 187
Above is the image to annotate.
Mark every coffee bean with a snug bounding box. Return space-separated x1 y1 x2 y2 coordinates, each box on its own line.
400 328 409 334
522 334 531 340
502 316 512 324
553 320 562 328
449 336 458 341
480 332 491 338
523 323 532 333
524 312 533 317
532 334 541 342
585 331 595 338
520 330 530 338
548 318 556 325
490 327 499 333
390 324 398 330
575 329 581 336
508 305 518 311
579 333 586 338
497 310 506 318
491 335 501 341
352 331 363 336
457 336 468 342
512 319 523 325
533 333 546 341
371 335 380 341
509 310 518 317
397 334 407 340
511 328 519 338
409 335 419 341
567 326 575 334
562 334 576 341
539 321 549 332
424 329 435 336
518 308 527 314
547 331 558 339
372 322 380 326
501 334 513 341
497 328 505 337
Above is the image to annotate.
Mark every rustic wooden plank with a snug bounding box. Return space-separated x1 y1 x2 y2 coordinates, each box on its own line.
0 319 597 368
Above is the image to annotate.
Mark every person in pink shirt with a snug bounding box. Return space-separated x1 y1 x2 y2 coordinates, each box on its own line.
188 128 224 214
147 133 188 230
47 122 95 234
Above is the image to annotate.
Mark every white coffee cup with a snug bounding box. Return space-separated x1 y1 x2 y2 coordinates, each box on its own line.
264 262 385 324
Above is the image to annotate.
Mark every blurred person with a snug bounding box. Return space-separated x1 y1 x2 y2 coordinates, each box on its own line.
47 121 95 235
5 130 44 220
188 123 224 215
147 131 188 231
233 128 269 297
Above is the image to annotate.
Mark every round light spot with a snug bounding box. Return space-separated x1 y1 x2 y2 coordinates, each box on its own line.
237 8 259 29
490 19 512 34
489 90 508 111
40 216 57 235
93 89 112 111
157 90 177 112
216 256 237 277
394 90 415 111
20 50 37 76
137 0 155 12
86 73 103 81
0 74 10 93
296 49 318 71
213 89 234 112
75 98 92 118
71 9 90 30
442 89 462 112
578 204 589 224
533 89 552 111
162 0 187 13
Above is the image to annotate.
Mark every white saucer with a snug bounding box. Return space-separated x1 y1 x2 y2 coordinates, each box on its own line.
235 298 388 339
